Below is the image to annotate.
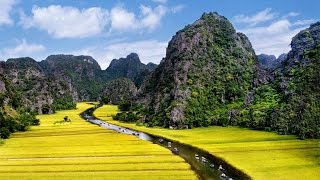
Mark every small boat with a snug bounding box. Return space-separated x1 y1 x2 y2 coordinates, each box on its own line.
220 173 227 178
219 165 225 171
201 157 208 163
195 154 199 160
173 147 179 153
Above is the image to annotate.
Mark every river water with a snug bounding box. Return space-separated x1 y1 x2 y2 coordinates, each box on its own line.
81 107 246 180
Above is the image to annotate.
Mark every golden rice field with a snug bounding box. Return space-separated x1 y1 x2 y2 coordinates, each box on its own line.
0 103 197 180
94 105 320 180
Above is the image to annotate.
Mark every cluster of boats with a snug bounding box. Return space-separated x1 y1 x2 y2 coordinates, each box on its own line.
158 137 232 179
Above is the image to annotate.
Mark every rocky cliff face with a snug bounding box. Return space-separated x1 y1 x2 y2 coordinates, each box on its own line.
271 22 320 138
40 55 105 100
0 57 76 114
281 22 320 69
105 53 157 87
277 22 320 90
100 78 137 104
140 12 258 128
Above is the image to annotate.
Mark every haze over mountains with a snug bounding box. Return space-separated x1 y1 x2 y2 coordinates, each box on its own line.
0 12 319 138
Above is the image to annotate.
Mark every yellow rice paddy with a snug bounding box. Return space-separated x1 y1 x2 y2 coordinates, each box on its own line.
94 105 320 180
0 103 197 180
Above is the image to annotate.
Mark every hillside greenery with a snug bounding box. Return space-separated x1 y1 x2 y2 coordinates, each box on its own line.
0 104 39 139
100 78 137 105
40 55 107 101
140 12 258 129
231 44 320 139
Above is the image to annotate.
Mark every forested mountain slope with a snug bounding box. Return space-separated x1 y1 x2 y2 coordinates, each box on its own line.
136 13 320 138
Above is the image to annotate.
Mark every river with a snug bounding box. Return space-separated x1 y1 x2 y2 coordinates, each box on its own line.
80 107 248 180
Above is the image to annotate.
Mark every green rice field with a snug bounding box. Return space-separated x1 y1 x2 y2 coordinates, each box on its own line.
0 103 197 180
94 105 320 180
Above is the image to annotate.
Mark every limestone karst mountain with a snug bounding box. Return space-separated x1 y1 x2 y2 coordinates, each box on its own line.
0 57 76 114
138 12 259 128
135 13 319 138
106 53 157 87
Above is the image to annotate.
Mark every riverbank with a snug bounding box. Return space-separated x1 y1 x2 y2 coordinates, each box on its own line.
0 103 196 179
94 105 320 180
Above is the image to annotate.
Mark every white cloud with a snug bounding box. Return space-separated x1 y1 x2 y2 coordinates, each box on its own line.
151 0 167 4
0 39 46 60
20 4 174 37
110 6 137 31
140 5 167 30
20 5 109 38
234 8 277 26
70 40 168 69
234 9 318 56
0 0 17 25
110 5 168 32
240 19 305 56
293 19 317 26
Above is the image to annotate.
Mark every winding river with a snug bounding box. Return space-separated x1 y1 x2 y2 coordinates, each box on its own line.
80 107 249 180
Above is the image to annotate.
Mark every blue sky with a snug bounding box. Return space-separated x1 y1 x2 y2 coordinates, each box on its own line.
0 0 319 69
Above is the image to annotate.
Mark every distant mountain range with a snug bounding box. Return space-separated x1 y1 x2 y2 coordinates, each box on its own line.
0 53 157 114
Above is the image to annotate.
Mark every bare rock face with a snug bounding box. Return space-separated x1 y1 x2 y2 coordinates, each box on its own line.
0 57 76 114
139 12 259 128
253 66 274 87
284 22 320 67
0 81 6 94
